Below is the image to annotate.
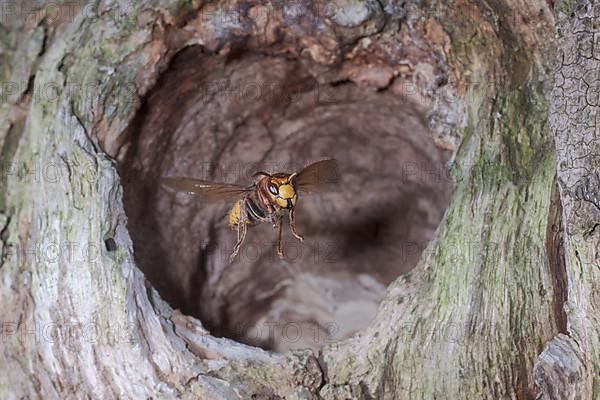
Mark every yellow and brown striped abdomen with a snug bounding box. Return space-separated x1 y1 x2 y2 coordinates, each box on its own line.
228 200 243 229
228 196 268 229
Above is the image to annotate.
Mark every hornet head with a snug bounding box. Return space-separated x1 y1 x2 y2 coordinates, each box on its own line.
261 172 298 209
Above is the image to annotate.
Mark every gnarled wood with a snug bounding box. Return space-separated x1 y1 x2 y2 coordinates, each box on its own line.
0 0 598 399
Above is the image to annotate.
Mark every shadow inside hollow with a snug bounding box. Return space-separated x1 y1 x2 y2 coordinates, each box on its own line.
117 44 453 351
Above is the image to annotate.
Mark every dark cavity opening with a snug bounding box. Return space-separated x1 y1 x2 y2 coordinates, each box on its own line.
118 45 452 351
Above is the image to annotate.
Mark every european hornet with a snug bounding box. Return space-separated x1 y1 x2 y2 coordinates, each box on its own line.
162 159 337 261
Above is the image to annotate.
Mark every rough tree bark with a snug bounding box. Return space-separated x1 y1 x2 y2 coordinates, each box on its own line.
0 0 598 399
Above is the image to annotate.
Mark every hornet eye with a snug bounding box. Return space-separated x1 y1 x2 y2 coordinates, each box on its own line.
268 183 279 195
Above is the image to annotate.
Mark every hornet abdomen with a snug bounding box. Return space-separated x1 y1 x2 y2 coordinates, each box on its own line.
228 196 268 229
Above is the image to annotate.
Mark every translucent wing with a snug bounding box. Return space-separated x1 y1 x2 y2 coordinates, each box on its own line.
161 177 251 200
294 159 338 194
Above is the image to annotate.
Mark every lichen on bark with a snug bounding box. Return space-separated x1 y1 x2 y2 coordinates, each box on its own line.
0 0 598 399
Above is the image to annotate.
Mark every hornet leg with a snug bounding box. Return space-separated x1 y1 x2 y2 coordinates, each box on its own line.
231 202 248 262
289 207 304 243
275 215 284 259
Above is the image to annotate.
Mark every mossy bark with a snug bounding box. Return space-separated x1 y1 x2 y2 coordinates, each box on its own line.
0 0 597 399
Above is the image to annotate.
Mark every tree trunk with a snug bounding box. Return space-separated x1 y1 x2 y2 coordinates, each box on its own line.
0 0 598 399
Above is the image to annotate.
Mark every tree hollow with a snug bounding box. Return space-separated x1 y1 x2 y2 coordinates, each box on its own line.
120 45 452 351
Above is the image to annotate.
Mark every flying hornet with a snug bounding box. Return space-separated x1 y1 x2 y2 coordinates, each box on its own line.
161 159 337 261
